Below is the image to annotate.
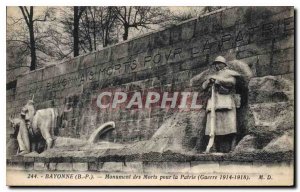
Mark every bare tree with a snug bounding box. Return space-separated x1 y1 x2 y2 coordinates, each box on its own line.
97 7 118 47
17 6 53 70
80 7 118 49
80 7 95 52
60 7 87 56
7 6 217 71
61 6 118 55
167 7 223 26
7 7 55 71
202 6 223 14
112 6 171 41
6 39 30 71
169 7 204 23
73 6 86 57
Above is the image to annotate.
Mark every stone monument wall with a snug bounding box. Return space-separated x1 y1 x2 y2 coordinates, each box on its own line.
6 7 294 142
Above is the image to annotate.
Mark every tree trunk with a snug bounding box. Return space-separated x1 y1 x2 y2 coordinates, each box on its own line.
19 6 37 71
91 8 97 50
123 25 129 41
73 7 80 57
29 23 36 71
93 24 97 50
103 27 109 47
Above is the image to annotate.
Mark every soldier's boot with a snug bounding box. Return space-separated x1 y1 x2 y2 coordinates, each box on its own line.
230 135 237 152
18 150 30 155
46 138 54 149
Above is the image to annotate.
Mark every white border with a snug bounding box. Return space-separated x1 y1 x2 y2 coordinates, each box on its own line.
1 0 299 191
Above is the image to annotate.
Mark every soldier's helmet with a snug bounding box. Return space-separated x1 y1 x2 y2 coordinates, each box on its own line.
213 56 227 65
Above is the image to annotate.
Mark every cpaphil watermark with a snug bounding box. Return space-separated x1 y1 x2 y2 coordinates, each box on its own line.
91 88 206 112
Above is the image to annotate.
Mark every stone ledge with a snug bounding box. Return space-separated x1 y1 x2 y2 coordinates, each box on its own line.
6 150 294 172
7 150 294 165
7 156 293 173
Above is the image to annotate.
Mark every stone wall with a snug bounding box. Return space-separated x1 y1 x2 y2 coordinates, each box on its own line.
6 7 294 143
7 150 294 172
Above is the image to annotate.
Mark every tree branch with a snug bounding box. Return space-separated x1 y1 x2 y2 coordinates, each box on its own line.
19 6 30 27
78 6 86 19
7 39 31 48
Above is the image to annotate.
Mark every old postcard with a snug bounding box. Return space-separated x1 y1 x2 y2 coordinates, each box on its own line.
6 6 294 186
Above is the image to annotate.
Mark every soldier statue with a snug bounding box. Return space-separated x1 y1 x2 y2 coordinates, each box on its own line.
202 56 243 153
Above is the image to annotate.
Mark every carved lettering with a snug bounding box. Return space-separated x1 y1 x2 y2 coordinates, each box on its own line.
203 39 211 52
174 48 182 59
144 55 152 66
153 53 162 64
165 49 172 61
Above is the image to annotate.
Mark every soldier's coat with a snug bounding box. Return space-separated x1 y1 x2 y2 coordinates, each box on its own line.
203 68 241 136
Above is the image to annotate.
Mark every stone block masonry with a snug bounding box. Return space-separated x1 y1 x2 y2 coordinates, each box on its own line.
6 7 294 143
6 150 294 172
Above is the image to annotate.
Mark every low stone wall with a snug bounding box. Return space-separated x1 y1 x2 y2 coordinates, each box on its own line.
7 151 293 172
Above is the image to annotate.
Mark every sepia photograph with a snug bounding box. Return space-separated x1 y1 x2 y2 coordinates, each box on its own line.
5 4 295 186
